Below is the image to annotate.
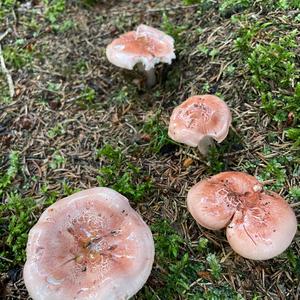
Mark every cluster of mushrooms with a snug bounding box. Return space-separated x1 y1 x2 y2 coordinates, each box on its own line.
24 25 297 300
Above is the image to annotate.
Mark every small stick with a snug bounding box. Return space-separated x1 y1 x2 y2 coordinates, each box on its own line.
0 29 11 42
0 255 13 263
181 150 203 162
0 29 14 98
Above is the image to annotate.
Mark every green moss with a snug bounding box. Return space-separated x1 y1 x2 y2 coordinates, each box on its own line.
96 144 152 201
0 151 20 198
0 193 37 271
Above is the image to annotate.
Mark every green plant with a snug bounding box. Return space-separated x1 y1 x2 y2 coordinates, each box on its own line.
202 284 244 300
42 0 74 32
111 85 138 105
80 86 96 103
198 237 209 252
3 45 33 69
52 19 75 33
40 181 79 206
0 151 20 197
147 220 239 299
142 112 174 153
286 249 300 277
182 0 220 8
152 220 184 259
285 127 300 147
111 15 128 31
0 193 37 271
234 21 271 54
80 0 98 7
207 146 225 174
206 253 221 280
273 0 300 9
47 123 65 139
224 0 300 12
234 17 300 164
182 0 202 4
47 82 61 93
224 65 236 77
161 13 186 45
236 21 299 125
40 182 59 206
25 17 42 33
197 44 209 55
248 33 297 91
241 160 258 173
96 144 152 201
151 220 203 298
74 59 88 73
1 0 16 8
219 0 250 16
49 152 66 169
289 186 300 201
258 158 287 190
43 0 66 24
61 181 80 196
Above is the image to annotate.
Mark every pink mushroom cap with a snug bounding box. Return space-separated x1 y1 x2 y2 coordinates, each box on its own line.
187 172 297 260
106 24 175 71
24 188 154 300
168 95 232 149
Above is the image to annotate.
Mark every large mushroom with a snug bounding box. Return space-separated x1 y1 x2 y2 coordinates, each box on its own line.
24 188 154 300
187 172 297 260
106 24 176 87
168 95 232 155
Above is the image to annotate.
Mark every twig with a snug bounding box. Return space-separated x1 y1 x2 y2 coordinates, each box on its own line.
0 255 13 263
0 102 19 111
64 93 91 104
181 150 203 162
223 148 250 157
0 29 14 98
0 29 11 42
290 202 300 208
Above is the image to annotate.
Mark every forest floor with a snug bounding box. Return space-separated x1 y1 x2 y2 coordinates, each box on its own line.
0 0 299 299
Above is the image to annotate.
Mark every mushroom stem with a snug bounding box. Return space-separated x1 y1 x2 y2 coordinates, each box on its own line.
137 64 156 88
145 68 156 88
198 136 214 156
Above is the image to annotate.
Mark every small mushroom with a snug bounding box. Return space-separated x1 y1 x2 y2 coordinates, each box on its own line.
187 172 297 260
106 24 175 87
168 95 232 155
24 188 154 300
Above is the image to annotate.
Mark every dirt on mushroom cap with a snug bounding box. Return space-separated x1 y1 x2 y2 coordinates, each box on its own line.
23 188 154 300
168 95 232 147
187 172 297 260
226 190 297 260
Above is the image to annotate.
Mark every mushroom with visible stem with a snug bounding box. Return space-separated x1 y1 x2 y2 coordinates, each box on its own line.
24 187 155 300
106 24 176 88
168 95 232 156
187 171 297 260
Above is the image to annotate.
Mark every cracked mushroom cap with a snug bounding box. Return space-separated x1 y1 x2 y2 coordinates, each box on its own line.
106 24 175 71
187 172 297 260
168 95 232 147
24 188 155 300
